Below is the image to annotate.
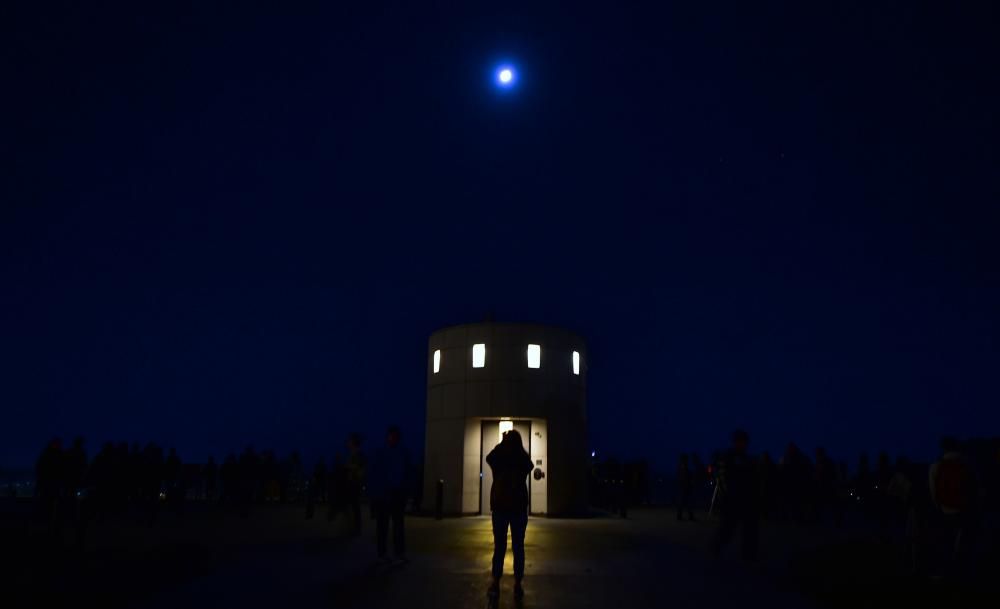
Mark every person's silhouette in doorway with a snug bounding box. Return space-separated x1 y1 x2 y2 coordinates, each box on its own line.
486 429 533 600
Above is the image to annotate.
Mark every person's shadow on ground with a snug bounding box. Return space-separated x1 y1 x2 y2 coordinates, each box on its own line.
486 582 525 609
486 594 524 609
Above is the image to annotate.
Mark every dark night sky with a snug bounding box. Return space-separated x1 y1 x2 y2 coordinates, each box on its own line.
3 1 998 470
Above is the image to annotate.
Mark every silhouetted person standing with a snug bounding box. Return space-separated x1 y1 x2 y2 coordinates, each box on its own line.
676 454 696 521
780 442 811 523
854 452 874 521
306 458 328 520
886 456 914 531
261 450 279 502
164 447 183 515
345 433 366 536
929 437 976 567
66 437 88 546
91 442 115 521
758 451 777 520
282 451 304 503
35 438 64 536
874 451 894 536
221 454 238 509
126 442 141 507
238 446 259 518
141 443 164 526
65 437 87 498
713 429 759 561
203 456 218 502
691 453 707 507
369 426 410 563
813 447 837 525
486 429 533 600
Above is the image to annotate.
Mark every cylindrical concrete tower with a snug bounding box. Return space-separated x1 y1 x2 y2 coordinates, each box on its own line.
423 322 587 516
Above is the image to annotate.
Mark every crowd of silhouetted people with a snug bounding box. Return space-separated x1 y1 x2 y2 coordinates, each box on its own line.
677 431 1000 575
25 427 1000 581
32 432 413 547
584 432 1000 576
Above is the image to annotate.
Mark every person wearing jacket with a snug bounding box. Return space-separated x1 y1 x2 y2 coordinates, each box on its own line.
486 429 534 599
929 436 977 565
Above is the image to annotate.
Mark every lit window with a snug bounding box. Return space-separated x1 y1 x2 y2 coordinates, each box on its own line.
527 344 541 368
573 351 581 375
472 344 486 368
433 350 441 373
499 420 513 444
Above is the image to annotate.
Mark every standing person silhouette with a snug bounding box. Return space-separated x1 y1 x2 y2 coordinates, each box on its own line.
369 425 410 564
486 429 534 600
713 429 759 561
203 456 217 502
676 454 696 521
344 433 366 536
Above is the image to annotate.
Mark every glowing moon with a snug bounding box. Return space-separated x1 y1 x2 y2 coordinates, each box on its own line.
495 65 516 88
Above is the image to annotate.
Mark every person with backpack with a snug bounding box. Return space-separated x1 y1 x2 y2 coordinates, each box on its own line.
929 436 977 566
486 429 534 600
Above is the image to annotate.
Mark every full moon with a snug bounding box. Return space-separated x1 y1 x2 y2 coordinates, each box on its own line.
495 65 516 88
